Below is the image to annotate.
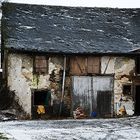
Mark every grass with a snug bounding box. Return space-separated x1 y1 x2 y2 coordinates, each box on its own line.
0 133 8 140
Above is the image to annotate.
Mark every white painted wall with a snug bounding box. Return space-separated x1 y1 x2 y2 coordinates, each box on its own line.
7 53 63 115
8 54 32 114
101 56 115 74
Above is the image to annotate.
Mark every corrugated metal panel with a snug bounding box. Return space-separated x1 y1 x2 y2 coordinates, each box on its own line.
72 76 113 117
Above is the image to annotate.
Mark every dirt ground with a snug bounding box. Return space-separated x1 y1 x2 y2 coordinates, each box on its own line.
0 116 140 140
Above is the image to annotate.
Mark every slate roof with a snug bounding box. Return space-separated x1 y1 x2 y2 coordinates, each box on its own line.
2 2 140 54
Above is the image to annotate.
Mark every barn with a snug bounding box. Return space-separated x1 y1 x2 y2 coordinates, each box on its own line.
1 2 140 118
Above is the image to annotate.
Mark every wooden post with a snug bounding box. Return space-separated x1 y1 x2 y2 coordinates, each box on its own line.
59 56 66 117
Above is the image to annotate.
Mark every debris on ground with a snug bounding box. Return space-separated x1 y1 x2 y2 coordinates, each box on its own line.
0 85 27 121
73 107 87 119
118 105 126 116
0 109 17 121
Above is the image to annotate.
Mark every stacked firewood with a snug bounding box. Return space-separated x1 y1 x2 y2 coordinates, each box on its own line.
73 107 87 119
119 105 126 116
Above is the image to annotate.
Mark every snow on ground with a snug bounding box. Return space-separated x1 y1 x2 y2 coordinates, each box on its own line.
0 116 140 140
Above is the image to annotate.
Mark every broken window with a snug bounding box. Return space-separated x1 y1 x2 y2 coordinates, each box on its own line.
34 56 48 74
123 85 131 96
70 56 100 75
136 57 140 74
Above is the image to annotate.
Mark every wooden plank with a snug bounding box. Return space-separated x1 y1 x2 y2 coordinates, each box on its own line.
72 76 91 116
70 56 86 75
87 56 100 74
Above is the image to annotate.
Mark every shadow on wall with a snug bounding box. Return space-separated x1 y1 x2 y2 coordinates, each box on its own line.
0 84 28 119
0 84 15 110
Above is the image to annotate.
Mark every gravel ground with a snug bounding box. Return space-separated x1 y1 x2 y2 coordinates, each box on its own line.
0 116 140 140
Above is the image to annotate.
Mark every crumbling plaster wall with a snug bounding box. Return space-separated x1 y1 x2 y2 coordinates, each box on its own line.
101 56 135 116
8 53 32 115
7 53 71 116
7 53 135 117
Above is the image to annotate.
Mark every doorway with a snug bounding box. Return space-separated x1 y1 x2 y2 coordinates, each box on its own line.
135 85 140 115
72 76 114 118
32 89 52 119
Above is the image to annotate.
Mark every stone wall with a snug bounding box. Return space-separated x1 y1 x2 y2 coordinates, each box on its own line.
7 53 71 116
101 56 135 116
7 54 135 117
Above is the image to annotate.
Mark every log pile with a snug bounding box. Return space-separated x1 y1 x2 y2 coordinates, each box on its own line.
119 105 126 116
73 107 87 119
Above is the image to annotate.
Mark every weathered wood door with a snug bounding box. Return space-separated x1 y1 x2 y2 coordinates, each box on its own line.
72 76 114 117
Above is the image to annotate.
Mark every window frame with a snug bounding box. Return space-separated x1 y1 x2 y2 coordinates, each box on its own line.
33 55 49 74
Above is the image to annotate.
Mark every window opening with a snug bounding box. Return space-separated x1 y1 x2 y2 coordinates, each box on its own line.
34 56 48 74
123 85 131 96
33 90 51 106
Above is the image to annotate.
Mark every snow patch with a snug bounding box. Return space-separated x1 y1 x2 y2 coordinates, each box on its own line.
20 26 35 29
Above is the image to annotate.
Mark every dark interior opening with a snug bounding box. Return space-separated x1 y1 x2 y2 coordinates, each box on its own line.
123 85 131 96
32 90 70 119
32 90 52 119
135 85 140 115
136 57 140 74
33 90 50 106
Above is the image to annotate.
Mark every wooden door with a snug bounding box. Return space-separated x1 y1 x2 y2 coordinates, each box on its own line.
72 76 113 117
72 76 92 115
97 91 112 117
